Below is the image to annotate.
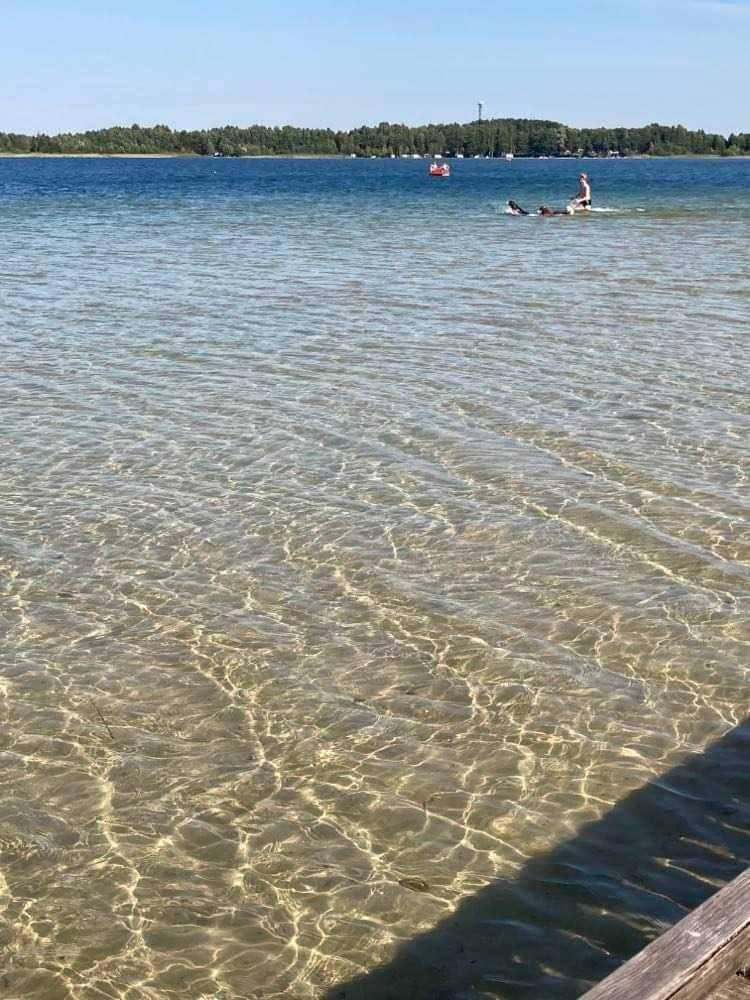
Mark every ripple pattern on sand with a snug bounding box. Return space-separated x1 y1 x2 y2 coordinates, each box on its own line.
1 157 749 998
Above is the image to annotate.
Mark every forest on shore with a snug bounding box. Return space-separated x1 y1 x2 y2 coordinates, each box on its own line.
1 118 748 157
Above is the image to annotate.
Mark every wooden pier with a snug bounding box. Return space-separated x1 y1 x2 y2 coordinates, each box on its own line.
580 868 750 1000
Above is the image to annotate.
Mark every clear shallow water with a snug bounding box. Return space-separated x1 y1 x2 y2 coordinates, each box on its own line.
1 157 749 999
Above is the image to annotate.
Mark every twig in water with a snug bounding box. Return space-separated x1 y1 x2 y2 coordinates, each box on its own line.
91 700 115 741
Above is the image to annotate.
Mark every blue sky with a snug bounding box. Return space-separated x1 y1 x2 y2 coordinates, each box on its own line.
2 0 747 135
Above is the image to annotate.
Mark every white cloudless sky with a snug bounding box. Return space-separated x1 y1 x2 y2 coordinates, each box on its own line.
2 0 748 135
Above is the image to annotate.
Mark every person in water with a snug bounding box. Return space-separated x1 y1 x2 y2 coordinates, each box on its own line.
570 172 592 210
506 173 592 216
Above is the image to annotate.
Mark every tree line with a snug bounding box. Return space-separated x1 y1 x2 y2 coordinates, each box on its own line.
0 119 747 157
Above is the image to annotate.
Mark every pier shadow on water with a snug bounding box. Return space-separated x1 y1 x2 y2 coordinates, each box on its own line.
325 719 750 1000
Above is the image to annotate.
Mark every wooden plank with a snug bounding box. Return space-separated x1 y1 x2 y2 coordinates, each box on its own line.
579 868 750 1000
707 974 750 1000
671 926 750 1000
671 927 750 1000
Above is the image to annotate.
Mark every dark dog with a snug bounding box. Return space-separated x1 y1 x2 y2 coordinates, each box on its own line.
507 199 572 216
538 205 572 216
506 199 529 216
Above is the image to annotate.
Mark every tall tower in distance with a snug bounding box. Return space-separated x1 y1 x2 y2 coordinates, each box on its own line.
477 101 484 123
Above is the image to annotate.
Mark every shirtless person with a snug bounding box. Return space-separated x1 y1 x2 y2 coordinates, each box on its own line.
570 172 592 211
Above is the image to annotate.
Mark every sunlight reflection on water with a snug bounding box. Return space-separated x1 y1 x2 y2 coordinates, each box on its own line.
1 157 749 998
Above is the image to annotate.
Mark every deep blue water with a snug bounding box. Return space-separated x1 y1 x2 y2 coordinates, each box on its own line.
3 153 749 208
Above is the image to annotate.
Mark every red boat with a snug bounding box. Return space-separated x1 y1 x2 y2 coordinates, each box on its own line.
429 162 450 177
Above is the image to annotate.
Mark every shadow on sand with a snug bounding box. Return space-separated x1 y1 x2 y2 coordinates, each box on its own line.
326 719 750 1000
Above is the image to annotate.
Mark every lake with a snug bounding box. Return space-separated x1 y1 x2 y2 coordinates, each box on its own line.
1 156 749 999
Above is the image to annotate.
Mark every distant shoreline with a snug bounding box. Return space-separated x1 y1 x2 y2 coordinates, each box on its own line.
0 151 745 160
0 152 341 159
0 152 194 158
3 119 746 158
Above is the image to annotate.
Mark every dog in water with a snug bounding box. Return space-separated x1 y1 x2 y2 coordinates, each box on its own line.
506 199 529 216
506 200 575 217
